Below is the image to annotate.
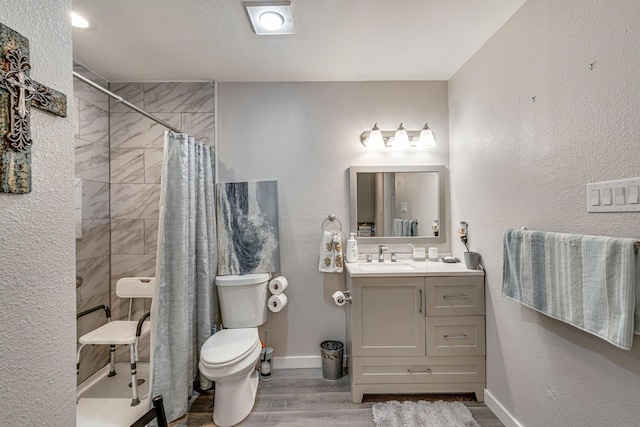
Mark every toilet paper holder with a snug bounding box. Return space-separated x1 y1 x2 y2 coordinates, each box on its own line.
332 290 352 305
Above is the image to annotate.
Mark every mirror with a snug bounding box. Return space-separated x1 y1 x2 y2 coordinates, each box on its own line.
349 165 446 244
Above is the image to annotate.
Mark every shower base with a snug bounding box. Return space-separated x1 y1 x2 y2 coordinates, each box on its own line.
77 362 150 427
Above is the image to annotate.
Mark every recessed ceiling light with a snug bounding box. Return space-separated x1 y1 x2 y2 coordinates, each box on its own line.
244 1 294 35
259 11 285 30
71 11 95 30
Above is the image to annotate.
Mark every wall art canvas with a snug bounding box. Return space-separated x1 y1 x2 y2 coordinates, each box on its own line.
216 180 280 275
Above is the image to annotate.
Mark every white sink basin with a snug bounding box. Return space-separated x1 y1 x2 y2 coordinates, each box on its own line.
355 261 419 272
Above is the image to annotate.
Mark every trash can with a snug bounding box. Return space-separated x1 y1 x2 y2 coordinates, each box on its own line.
320 340 344 380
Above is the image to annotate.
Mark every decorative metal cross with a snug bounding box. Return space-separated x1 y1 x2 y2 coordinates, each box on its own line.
0 23 67 194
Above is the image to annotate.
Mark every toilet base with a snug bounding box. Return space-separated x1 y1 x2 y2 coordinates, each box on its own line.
212 368 259 427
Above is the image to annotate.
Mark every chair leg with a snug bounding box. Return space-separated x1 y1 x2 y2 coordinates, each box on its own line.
129 344 140 406
108 344 116 377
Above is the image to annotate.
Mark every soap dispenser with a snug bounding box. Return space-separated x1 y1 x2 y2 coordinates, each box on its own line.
346 232 358 263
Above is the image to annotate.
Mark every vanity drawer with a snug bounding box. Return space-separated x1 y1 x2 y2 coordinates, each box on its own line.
426 316 485 356
352 355 485 384
425 276 485 316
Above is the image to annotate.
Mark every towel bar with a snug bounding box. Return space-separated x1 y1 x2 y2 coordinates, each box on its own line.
322 214 342 232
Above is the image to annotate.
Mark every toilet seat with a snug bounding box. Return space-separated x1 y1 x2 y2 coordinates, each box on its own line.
200 328 260 368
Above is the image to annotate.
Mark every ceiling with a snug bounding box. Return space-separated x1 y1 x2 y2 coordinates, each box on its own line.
72 0 527 83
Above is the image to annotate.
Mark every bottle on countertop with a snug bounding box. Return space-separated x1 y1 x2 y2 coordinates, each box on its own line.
346 232 358 263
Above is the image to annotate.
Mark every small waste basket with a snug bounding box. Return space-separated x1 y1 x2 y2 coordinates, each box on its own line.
320 340 344 380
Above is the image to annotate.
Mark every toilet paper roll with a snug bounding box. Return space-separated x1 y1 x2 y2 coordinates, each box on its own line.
332 291 347 306
268 276 288 295
268 293 288 313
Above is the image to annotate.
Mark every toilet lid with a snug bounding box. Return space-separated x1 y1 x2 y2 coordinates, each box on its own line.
200 328 259 366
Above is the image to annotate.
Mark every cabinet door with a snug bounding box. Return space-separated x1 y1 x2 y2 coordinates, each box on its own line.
351 277 425 357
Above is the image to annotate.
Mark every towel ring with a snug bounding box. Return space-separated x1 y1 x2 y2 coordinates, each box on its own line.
322 214 342 232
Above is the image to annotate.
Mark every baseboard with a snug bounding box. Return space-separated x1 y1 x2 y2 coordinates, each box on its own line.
273 355 350 370
273 356 321 369
484 389 523 427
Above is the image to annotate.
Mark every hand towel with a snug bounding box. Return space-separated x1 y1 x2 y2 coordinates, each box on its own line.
393 219 403 237
319 231 344 273
402 219 411 236
502 228 640 350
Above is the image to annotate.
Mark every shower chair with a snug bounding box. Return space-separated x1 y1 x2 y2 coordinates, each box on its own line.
76 277 155 406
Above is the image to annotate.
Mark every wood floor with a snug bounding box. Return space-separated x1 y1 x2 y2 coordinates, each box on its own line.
171 368 504 426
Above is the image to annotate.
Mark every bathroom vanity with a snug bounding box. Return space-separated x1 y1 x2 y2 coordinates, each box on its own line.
345 261 485 403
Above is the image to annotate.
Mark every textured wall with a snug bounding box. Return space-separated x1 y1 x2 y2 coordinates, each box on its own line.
217 81 449 364
449 0 640 425
0 1 75 425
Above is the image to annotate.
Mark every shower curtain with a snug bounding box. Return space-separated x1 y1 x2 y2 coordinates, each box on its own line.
150 131 219 422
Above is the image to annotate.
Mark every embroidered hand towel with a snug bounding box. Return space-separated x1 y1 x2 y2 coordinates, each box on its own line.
319 231 344 273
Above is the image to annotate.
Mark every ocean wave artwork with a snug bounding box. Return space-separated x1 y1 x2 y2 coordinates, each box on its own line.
216 180 280 275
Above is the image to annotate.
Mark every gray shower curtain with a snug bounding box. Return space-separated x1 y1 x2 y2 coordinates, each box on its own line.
150 131 219 422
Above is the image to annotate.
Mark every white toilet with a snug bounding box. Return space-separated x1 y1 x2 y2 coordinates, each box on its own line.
199 273 270 427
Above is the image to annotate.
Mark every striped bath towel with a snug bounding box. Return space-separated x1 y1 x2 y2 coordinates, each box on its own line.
502 229 640 350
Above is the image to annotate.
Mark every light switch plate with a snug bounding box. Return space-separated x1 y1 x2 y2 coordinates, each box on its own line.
587 178 640 212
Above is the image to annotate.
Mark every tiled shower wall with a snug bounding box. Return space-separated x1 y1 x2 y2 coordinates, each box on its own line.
109 82 215 361
74 63 111 384
74 75 215 379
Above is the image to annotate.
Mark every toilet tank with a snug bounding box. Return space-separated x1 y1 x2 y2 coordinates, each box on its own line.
216 273 270 328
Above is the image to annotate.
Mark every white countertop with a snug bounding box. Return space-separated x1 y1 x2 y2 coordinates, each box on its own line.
345 259 485 277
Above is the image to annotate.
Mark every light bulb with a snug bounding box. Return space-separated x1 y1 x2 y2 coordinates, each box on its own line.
366 123 385 148
393 123 410 148
259 11 285 30
415 123 436 148
71 12 90 28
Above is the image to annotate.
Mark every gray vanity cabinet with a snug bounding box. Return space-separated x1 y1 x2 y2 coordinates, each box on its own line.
346 274 486 404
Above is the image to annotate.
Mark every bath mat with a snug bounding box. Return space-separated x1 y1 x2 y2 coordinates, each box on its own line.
372 400 480 427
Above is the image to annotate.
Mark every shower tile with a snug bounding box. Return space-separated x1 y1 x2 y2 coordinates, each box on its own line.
182 113 215 146
76 255 110 303
75 138 110 183
110 112 181 149
110 82 144 113
111 184 161 219
144 219 159 255
73 77 109 111
82 181 110 220
144 148 164 184
111 219 145 255
144 82 215 113
111 149 145 183
78 98 109 146
79 342 109 384
216 181 281 275
111 255 156 281
76 220 110 262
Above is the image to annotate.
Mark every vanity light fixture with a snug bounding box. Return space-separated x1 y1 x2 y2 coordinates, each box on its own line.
244 1 295 35
360 122 437 149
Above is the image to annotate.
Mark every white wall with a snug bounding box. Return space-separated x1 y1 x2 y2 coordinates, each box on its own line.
0 1 75 425
218 81 448 364
449 0 640 425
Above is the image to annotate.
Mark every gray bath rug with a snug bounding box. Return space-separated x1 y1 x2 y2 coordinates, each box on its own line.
372 400 480 427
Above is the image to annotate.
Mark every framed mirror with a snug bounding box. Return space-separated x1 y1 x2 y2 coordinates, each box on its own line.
349 165 446 244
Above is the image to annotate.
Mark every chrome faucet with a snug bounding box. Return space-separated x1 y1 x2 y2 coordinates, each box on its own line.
378 245 388 262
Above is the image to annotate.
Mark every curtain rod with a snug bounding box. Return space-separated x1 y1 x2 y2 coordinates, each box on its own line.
72 71 183 133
